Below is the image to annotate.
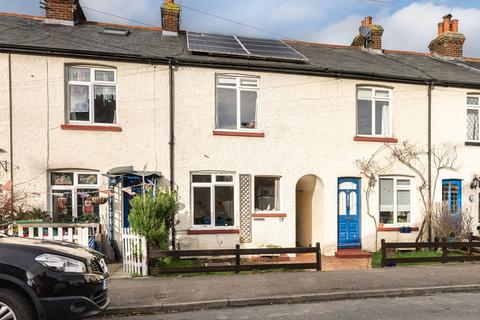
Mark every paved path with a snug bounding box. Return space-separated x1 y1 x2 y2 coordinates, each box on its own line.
97 291 480 319
108 263 480 309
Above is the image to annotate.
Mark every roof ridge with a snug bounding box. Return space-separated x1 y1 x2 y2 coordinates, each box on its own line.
465 57 480 62
0 12 163 32
0 12 43 21
284 40 359 50
286 40 435 58
383 49 431 57
79 20 162 32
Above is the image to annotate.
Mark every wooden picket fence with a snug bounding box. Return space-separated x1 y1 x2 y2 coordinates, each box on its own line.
15 223 99 248
122 228 148 276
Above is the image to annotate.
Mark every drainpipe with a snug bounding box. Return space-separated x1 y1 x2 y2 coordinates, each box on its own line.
427 82 433 242
169 61 176 250
8 54 13 194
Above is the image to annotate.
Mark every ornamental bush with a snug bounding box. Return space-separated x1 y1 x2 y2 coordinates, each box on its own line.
128 188 179 249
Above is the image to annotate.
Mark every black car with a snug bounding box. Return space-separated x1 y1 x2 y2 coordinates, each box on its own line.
0 232 110 320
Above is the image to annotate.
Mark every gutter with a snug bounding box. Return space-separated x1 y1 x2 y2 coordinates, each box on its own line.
1 46 480 89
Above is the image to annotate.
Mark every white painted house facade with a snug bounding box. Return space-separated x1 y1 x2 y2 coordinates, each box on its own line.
1 1 480 256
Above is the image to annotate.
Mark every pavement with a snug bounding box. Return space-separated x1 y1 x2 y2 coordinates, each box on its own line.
98 291 480 319
105 263 480 316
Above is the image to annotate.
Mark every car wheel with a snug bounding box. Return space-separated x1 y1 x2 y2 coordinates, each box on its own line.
0 288 35 320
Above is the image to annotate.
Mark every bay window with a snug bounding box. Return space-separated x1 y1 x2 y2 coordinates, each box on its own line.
467 94 480 141
67 66 117 125
50 171 100 221
357 87 392 137
379 177 411 224
191 173 235 227
216 75 259 130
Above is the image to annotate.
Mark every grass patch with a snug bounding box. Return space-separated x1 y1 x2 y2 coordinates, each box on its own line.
372 250 463 268
156 257 194 268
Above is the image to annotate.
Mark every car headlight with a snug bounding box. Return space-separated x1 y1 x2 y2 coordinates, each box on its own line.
35 253 86 273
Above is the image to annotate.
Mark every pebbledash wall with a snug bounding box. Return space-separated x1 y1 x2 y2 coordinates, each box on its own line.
2 53 480 255
0 53 171 247
172 66 433 255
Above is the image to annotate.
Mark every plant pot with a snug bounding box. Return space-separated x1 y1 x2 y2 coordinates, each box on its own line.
92 196 108 205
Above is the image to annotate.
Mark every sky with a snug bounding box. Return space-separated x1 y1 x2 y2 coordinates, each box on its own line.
1 0 479 56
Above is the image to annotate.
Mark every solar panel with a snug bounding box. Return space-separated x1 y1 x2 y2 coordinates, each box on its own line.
236 36 308 62
187 32 249 57
186 31 308 63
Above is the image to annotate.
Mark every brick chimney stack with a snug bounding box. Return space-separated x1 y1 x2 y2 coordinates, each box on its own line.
161 0 181 35
44 0 86 26
429 14 465 58
351 16 384 51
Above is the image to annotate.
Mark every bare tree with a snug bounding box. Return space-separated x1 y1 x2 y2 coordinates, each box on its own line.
387 141 458 242
431 203 473 241
355 145 392 251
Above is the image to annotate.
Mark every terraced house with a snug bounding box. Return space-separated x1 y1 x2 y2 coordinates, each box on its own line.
1 0 480 258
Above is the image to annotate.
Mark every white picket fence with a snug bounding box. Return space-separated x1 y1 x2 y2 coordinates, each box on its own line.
122 228 148 276
14 223 99 248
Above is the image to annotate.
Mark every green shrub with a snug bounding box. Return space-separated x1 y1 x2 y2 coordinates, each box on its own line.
128 188 179 249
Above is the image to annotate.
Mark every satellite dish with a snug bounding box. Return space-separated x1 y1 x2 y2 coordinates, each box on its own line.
359 26 373 38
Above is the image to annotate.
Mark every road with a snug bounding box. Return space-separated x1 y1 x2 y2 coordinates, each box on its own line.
98 291 480 320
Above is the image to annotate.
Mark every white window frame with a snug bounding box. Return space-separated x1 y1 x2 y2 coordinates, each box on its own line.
66 66 117 125
49 171 101 219
356 86 393 137
190 172 237 229
215 75 260 132
379 176 413 226
253 175 283 214
466 94 480 142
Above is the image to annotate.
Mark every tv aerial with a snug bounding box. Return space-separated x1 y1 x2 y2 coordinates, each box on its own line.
359 26 373 47
359 26 373 39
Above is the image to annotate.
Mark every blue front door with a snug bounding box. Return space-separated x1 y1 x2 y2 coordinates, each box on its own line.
338 178 361 248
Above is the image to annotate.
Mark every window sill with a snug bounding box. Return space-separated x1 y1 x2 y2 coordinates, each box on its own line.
187 229 240 235
252 213 287 218
213 130 265 138
61 124 122 132
354 136 398 143
465 141 480 146
377 226 419 232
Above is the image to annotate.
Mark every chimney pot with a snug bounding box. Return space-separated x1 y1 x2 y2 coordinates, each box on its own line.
437 22 444 35
365 16 373 26
451 19 459 32
443 13 452 32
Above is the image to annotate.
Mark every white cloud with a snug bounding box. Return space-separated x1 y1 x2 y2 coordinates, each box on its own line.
310 2 480 56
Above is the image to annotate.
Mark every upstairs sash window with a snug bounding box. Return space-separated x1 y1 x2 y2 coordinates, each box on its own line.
357 87 392 137
216 76 259 130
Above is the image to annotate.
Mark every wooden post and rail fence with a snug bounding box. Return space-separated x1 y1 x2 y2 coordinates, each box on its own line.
148 242 322 275
380 233 480 267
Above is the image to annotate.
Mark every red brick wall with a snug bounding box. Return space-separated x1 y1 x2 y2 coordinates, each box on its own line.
161 8 180 32
45 0 85 22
